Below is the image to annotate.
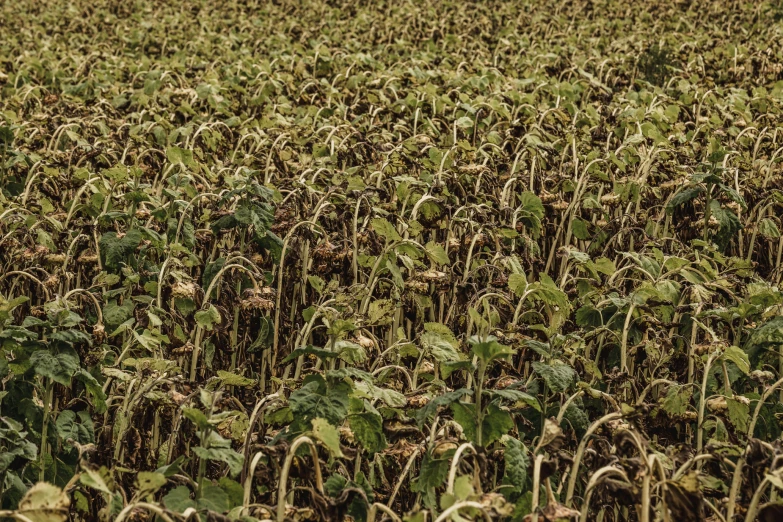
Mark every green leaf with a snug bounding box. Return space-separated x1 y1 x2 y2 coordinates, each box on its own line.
487 389 541 412
425 241 450 265
103 301 135 327
531 361 575 393
482 403 514 445
367 298 396 325
80 467 115 495
355 381 407 408
163 485 196 513
215 370 256 387
421 331 461 362
592 257 616 275
723 346 750 375
661 384 692 417
726 397 749 433
745 316 783 359
75 368 108 414
452 402 513 446
311 418 344 458
469 336 514 365
335 340 367 364
192 444 244 477
99 229 142 270
411 450 451 493
155 456 186 478
290 375 351 430
572 218 590 240
371 217 402 242
576 305 603 328
17 482 70 522
30 350 79 386
508 273 528 296
183 408 212 431
759 218 781 239
414 389 472 429
195 305 221 331
166 146 195 168
199 480 230 513
710 200 741 248
350 412 387 455
666 186 704 213
202 258 226 297
135 472 167 498
502 436 529 496
217 478 244 509
455 116 473 128
56 410 94 446
517 192 544 237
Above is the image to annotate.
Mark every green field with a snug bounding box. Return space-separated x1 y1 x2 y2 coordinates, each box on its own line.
2 0 783 520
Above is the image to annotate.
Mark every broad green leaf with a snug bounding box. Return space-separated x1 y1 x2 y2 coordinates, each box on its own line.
215 370 256 387
531 361 575 393
572 218 590 240
195 305 221 331
349 412 386 455
759 218 781 239
99 229 142 270
80 467 115 495
662 385 692 417
355 381 406 408
592 257 616 275
192 445 244 477
488 389 541 412
469 336 514 365
371 217 402 242
723 346 750 375
335 340 367 364
414 389 472 429
75 369 108 414
199 480 230 513
425 241 450 265
290 375 351 430
508 273 528 296
517 192 544 237
166 146 194 167
17 482 70 522
726 398 749 433
135 472 167 498
502 436 528 495
411 450 451 493
452 402 513 446
182 408 211 431
666 187 704 213
30 350 79 386
311 418 344 458
368 298 396 325
421 331 461 363
163 485 196 513
55 410 94 446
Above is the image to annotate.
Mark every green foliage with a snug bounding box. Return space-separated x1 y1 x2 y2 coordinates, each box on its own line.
1 0 782 519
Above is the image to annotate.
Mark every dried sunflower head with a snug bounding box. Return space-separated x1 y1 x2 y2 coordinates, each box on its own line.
170 281 198 299
241 287 275 310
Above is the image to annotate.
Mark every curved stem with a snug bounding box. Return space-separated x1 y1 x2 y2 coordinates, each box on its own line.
276 436 324 522
446 443 476 494
565 412 623 506
115 503 177 522
433 501 491 522
368 503 402 522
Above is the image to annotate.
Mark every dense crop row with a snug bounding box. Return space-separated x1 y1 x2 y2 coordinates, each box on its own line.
2 0 783 520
